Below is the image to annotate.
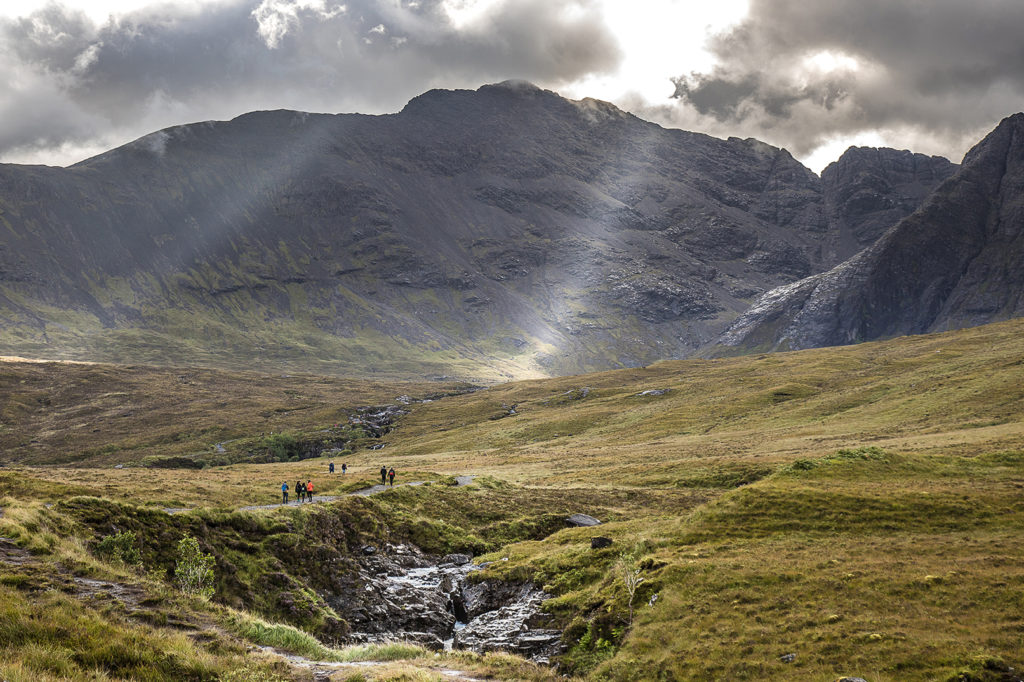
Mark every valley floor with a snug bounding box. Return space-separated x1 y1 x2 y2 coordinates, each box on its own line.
3 319 1024 680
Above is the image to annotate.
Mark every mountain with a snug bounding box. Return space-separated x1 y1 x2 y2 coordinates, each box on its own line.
0 81 954 379
713 113 1024 354
821 146 957 255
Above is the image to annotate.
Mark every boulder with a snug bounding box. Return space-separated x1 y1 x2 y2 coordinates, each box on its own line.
590 537 613 549
460 579 528 621
566 513 601 527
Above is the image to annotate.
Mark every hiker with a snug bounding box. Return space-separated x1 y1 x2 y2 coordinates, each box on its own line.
281 481 289 504
329 461 335 474
380 465 387 485
306 480 314 502
388 467 396 486
296 480 304 503
341 462 347 475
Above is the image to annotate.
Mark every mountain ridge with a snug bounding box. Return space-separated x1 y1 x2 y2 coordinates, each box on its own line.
713 112 1024 354
0 82 965 378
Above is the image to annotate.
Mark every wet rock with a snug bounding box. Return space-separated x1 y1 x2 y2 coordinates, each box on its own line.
590 537 613 549
442 553 473 566
402 631 446 651
566 513 601 527
343 544 473 647
349 404 409 438
360 545 377 556
340 543 560 662
836 678 868 682
461 578 526 621
453 584 561 660
780 653 796 663
636 389 670 396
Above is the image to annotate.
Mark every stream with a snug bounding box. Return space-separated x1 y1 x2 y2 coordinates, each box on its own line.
344 544 562 663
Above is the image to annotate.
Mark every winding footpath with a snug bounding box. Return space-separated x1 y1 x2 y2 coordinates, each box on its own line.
258 647 487 682
162 476 475 514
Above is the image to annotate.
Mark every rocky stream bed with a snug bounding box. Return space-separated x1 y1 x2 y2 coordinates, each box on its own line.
345 543 562 663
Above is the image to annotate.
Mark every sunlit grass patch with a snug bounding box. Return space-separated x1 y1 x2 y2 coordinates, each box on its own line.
0 584 237 681
226 611 341 660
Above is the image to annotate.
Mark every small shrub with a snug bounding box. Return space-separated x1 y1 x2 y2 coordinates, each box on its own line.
787 459 817 471
563 624 617 673
174 534 216 599
95 530 141 566
617 549 645 625
833 446 888 461
262 433 301 462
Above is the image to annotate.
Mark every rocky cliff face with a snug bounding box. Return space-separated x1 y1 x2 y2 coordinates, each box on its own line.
821 147 957 259
713 113 1024 354
0 82 955 378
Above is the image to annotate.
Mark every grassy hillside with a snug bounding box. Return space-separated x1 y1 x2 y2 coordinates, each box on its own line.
0 359 473 467
387 317 1024 485
2 319 1024 680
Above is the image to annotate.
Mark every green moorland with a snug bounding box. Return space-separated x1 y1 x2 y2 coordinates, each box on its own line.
1 318 1023 680
0 360 475 468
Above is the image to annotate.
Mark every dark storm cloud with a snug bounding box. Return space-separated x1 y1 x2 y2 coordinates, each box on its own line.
669 0 1024 159
0 0 621 163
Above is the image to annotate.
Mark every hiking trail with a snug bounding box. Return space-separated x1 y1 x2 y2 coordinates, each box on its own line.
162 476 476 514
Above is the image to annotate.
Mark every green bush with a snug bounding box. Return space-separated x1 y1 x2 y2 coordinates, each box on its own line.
263 433 300 462
174 534 216 599
95 530 141 566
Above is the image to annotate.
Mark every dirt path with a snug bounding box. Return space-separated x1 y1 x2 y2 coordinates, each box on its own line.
1 536 149 616
163 476 475 514
255 646 487 682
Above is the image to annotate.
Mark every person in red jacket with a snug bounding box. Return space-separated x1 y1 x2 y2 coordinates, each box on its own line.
387 467 395 486
306 480 314 502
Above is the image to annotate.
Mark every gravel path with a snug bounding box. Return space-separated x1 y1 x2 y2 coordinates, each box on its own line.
163 476 476 514
256 646 487 681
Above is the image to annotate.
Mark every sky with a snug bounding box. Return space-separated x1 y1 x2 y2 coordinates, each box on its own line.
1 0 1023 172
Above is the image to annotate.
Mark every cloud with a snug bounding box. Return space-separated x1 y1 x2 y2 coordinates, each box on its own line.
0 0 621 164
252 0 347 49
664 0 1024 163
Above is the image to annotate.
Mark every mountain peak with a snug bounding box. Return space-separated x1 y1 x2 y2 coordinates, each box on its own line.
400 80 558 116
481 79 543 93
712 112 1024 355
961 111 1024 166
